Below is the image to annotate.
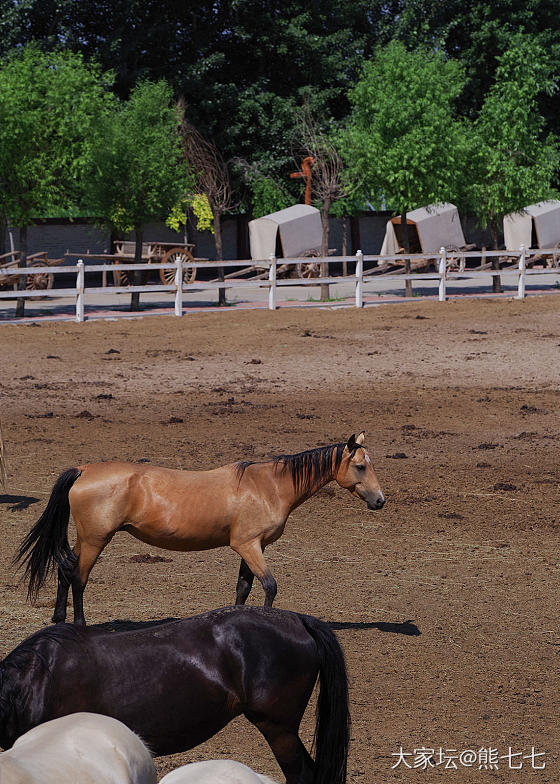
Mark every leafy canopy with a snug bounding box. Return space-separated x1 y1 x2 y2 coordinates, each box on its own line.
0 44 115 226
88 79 191 231
341 41 467 214
467 34 560 227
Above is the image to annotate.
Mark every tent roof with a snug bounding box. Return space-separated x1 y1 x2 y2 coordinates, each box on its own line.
255 204 318 226
382 203 465 254
503 200 560 250
402 203 459 226
248 204 322 260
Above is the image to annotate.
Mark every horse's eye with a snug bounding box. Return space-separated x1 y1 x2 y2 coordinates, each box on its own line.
356 464 365 471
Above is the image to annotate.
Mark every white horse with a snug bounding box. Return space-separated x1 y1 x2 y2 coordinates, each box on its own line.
160 760 279 784
0 713 156 784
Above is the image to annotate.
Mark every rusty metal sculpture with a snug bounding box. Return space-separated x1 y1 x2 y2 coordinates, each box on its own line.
290 156 315 205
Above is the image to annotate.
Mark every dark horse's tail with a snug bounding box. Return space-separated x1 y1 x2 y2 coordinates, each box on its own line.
15 468 81 599
299 614 350 784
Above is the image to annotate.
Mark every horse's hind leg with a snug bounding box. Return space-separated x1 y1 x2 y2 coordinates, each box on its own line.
51 551 79 623
235 558 255 605
71 539 107 626
253 719 314 784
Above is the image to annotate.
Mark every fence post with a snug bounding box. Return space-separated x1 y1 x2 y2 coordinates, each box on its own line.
517 245 526 300
268 254 277 310
438 246 447 302
355 249 363 308
76 259 85 322
174 256 183 317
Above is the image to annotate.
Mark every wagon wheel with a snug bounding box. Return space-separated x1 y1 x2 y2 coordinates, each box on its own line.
294 249 321 279
551 242 560 269
112 261 132 287
445 245 466 273
26 272 54 290
159 248 197 284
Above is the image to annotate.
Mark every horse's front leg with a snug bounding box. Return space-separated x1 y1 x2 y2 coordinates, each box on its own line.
232 540 277 607
235 558 255 605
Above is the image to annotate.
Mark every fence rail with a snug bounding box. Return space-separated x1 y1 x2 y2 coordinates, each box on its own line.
1 246 559 322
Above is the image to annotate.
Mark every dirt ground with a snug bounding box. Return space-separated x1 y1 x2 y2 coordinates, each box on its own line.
1 296 559 782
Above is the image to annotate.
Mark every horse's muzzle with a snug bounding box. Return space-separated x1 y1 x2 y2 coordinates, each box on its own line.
367 496 385 511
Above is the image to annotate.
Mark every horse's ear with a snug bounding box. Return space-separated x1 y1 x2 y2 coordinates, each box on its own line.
346 434 356 452
356 431 365 445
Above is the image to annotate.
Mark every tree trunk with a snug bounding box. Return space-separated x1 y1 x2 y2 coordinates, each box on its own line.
489 217 502 293
213 207 226 306
130 225 143 311
341 217 348 276
320 199 331 301
401 210 413 298
15 225 28 318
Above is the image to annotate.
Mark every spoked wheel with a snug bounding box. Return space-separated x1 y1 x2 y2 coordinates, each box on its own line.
296 261 321 278
159 248 197 284
551 242 560 268
445 245 466 273
294 249 321 279
112 262 132 287
26 272 54 290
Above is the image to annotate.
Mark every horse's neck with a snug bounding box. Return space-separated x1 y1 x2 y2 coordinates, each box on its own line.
276 465 335 511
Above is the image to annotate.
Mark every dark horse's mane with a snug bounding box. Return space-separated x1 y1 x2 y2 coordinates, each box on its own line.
2 624 84 672
0 625 85 720
236 442 347 494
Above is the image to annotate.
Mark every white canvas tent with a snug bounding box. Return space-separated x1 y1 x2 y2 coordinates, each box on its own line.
249 204 322 261
503 201 560 251
380 203 466 256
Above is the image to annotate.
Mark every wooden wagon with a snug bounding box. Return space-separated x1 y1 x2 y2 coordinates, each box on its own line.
377 203 475 273
0 251 57 290
503 201 560 267
112 241 198 286
247 205 332 279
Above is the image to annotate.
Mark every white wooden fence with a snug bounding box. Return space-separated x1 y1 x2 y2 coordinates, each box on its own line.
1 246 559 322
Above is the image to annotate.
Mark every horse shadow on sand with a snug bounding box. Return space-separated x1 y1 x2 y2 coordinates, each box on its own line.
328 619 421 636
0 494 40 511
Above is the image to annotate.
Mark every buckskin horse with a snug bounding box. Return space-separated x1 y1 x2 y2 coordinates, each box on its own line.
16 432 385 625
0 606 350 784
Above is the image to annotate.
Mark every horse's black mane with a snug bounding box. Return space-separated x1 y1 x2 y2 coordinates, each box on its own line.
236 442 347 494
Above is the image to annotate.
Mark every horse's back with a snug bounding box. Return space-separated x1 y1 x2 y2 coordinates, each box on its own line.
159 759 279 784
2 713 156 784
72 461 240 545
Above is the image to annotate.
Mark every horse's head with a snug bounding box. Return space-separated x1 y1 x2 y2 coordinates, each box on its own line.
334 432 385 510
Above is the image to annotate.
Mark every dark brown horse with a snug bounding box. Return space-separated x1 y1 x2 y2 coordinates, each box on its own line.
16 432 385 625
0 606 350 784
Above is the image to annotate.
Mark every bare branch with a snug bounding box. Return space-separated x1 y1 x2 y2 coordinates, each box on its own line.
296 107 350 207
178 102 235 215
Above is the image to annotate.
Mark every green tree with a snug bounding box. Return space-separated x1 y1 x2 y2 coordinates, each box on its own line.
391 0 560 136
465 35 559 290
0 44 114 316
88 79 191 310
341 41 466 294
468 35 559 243
0 1 395 201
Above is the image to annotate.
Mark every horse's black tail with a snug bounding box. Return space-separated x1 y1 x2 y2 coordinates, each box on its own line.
300 614 350 784
14 468 81 600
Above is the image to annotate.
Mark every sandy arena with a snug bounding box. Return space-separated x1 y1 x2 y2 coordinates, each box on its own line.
1 296 559 781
